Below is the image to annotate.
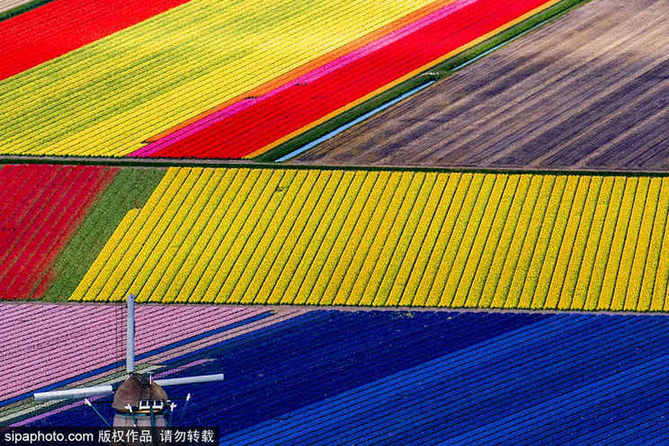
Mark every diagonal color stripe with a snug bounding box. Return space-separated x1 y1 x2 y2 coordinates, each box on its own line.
0 0 437 157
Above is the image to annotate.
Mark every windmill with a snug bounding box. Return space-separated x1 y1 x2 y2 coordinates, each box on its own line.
33 294 223 430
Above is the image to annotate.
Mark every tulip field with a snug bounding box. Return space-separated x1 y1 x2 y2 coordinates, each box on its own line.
0 0 191 80
68 167 669 312
135 0 561 159
15 311 669 443
0 0 565 159
4 0 669 439
0 165 164 301
5 0 662 311
299 0 669 171
0 0 437 157
0 164 116 299
0 303 276 404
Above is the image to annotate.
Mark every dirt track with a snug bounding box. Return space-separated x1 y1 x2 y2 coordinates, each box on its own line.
295 0 668 171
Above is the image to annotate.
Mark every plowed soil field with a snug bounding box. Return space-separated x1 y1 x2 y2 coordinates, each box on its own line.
296 0 668 171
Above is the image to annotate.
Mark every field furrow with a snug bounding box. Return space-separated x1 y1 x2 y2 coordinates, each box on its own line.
170 169 264 303
597 177 638 310
139 169 233 300
265 171 343 305
622 177 660 311
205 171 296 304
356 172 419 306
530 175 579 309
653 178 669 311
506 176 555 309
614 177 650 311
555 177 599 310
584 177 625 310
455 174 510 308
391 174 453 307
287 172 359 305
377 172 437 307
317 172 385 306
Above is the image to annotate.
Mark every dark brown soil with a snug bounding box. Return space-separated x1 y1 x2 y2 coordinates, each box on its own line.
294 0 668 171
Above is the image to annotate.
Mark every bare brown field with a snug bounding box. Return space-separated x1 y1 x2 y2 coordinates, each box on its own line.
295 0 668 171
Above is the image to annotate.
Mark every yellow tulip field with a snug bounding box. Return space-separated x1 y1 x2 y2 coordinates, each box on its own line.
70 167 669 311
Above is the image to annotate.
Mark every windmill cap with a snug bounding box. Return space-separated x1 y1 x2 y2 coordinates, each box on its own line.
112 373 168 413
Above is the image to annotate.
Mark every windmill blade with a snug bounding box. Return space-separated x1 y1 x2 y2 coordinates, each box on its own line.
34 385 114 401
154 374 224 387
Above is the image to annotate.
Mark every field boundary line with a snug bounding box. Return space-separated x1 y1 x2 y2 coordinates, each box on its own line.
1 156 667 176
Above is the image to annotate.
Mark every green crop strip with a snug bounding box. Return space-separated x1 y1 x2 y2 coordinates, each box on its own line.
256 0 594 163
42 167 166 301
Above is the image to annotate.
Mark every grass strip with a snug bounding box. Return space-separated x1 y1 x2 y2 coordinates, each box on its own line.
255 0 593 163
43 167 165 301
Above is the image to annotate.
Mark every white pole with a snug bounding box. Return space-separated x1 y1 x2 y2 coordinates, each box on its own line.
126 294 135 374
